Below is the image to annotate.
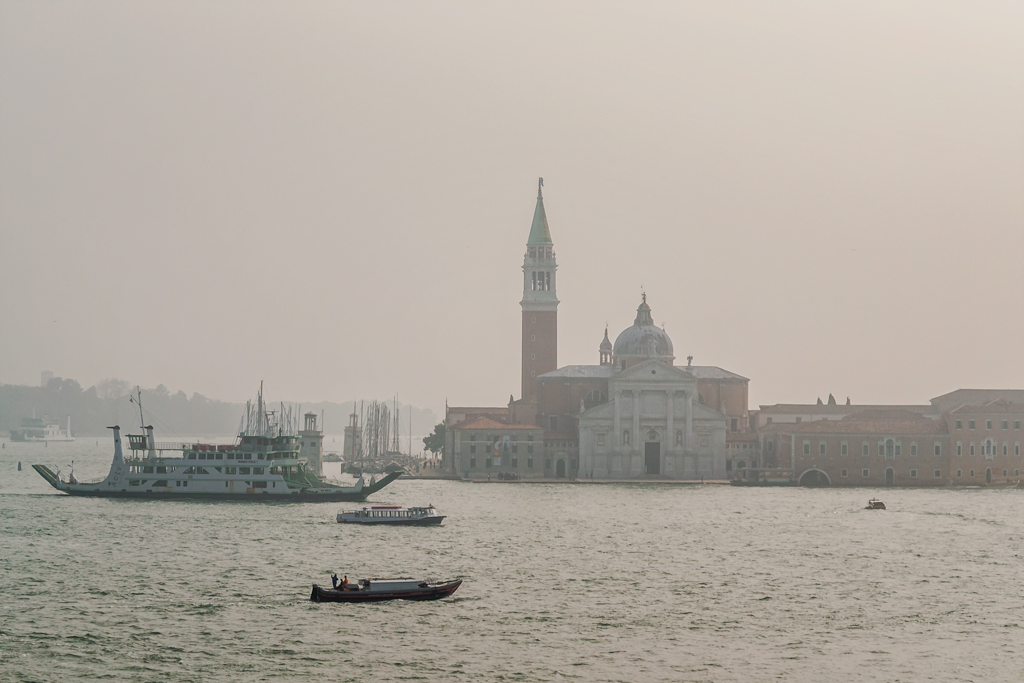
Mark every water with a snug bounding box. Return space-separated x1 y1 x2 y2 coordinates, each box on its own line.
2 439 1023 682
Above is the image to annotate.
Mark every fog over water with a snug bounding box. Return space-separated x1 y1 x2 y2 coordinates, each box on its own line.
2 2 1022 414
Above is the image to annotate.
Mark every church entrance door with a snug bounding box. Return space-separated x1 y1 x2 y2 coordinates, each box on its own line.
986 468 992 484
644 442 661 475
556 459 566 478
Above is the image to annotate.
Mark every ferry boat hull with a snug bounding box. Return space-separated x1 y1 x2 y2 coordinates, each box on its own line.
32 464 400 501
310 579 462 602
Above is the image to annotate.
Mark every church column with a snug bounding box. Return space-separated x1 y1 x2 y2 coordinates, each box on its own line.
666 391 674 452
632 390 641 476
666 390 675 476
686 392 693 451
613 391 621 447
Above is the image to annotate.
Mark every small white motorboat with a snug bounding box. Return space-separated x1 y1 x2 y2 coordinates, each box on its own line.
337 505 445 526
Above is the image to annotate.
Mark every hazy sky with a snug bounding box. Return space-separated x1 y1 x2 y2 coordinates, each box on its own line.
2 1 1022 415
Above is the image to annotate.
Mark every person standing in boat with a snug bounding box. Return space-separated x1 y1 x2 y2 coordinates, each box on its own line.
331 573 339 589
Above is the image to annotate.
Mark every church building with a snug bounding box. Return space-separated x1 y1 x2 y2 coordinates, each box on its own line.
447 180 750 480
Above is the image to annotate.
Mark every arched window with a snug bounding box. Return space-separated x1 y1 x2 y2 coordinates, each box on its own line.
675 430 683 446
584 390 607 409
885 439 895 459
623 429 630 446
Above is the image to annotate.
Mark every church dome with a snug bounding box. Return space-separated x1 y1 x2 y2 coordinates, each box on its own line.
612 294 674 364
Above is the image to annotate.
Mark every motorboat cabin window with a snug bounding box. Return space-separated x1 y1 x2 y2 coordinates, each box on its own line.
228 453 235 459
215 453 223 459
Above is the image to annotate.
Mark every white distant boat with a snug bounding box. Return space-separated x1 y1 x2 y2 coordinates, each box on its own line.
10 416 73 442
337 505 445 526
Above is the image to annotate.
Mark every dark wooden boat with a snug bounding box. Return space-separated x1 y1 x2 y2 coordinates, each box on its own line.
310 578 462 602
865 498 886 510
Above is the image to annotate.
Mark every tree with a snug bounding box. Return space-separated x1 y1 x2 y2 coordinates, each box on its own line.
96 377 131 400
423 422 445 456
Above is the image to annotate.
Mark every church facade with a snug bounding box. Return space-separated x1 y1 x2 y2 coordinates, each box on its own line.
446 180 748 480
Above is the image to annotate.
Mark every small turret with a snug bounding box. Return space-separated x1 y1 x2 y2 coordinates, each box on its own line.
599 327 613 366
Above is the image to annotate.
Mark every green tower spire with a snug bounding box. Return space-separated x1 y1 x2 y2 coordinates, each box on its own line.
527 177 553 245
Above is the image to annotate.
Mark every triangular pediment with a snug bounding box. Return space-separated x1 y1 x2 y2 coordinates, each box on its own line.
610 358 697 384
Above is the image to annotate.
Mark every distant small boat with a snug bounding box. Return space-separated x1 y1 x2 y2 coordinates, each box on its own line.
337 504 445 526
310 577 462 602
865 498 886 510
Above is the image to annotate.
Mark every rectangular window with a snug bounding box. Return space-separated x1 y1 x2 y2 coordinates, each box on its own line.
956 469 961 477
485 458 492 468
253 467 264 475
1003 421 1009 430
527 458 533 468
766 417 773 424
957 443 962 456
970 469 975 477
215 453 223 460
795 417 802 424
841 469 848 477
1003 469 1008 477
970 444 975 456
731 418 738 432
531 272 537 290
527 444 534 454
1003 445 1008 456
803 442 810 455
862 469 869 477
910 444 917 456
511 443 518 453
956 420 962 429
228 453 235 460
1016 445 1020 456
819 443 826 456
545 272 551 290
934 469 941 478
1016 469 1020 476
895 444 901 456
878 444 885 456
862 443 869 456
470 445 476 454
909 469 917 478
469 457 476 468
841 443 848 456
239 467 250 475
969 420 975 429
511 458 518 468
934 444 941 456
1016 421 1021 429
986 420 992 429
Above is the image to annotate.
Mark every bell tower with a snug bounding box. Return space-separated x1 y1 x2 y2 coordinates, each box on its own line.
521 177 558 401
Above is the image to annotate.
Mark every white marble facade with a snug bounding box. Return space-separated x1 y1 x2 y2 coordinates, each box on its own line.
578 359 727 479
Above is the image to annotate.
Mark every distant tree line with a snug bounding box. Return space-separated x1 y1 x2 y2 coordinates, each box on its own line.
0 377 438 440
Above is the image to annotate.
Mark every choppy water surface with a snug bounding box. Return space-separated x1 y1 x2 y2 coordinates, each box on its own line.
2 439 1023 682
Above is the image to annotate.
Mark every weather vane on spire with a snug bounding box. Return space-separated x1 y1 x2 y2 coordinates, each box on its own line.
538 177 544 197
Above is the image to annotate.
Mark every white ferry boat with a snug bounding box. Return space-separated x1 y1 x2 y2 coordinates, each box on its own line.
10 416 74 442
337 505 445 526
31 388 402 501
